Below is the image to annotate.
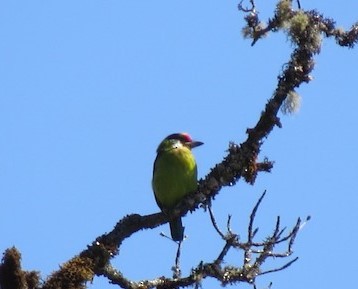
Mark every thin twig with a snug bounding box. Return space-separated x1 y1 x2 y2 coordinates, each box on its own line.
227 214 233 235
248 191 267 243
173 242 182 279
215 240 233 265
297 0 301 10
244 191 267 266
208 204 226 239
288 218 301 252
260 257 299 275
238 0 256 13
299 215 311 230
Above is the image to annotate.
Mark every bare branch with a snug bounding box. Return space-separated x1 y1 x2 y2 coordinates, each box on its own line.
173 242 182 279
2 1 351 288
248 191 267 244
208 204 226 239
238 0 256 13
260 257 299 275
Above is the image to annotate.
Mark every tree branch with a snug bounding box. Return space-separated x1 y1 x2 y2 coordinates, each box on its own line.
100 191 306 289
2 1 355 289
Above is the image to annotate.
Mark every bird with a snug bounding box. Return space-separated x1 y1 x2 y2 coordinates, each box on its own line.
152 133 203 242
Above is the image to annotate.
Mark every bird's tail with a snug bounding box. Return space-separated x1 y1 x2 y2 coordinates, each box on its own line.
169 217 184 242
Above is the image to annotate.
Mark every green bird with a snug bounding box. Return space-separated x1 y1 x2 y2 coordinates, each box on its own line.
152 133 203 242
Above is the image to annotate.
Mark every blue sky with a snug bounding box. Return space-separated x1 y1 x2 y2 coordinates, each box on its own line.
1 1 357 288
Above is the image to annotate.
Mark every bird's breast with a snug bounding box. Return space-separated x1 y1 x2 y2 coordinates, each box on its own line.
152 147 198 209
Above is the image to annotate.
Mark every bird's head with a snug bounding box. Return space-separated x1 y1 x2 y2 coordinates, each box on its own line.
156 132 204 153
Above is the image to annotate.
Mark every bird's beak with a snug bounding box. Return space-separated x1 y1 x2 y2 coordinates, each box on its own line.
188 141 204 149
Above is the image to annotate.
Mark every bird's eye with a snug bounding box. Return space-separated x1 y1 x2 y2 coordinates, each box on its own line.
172 140 182 149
